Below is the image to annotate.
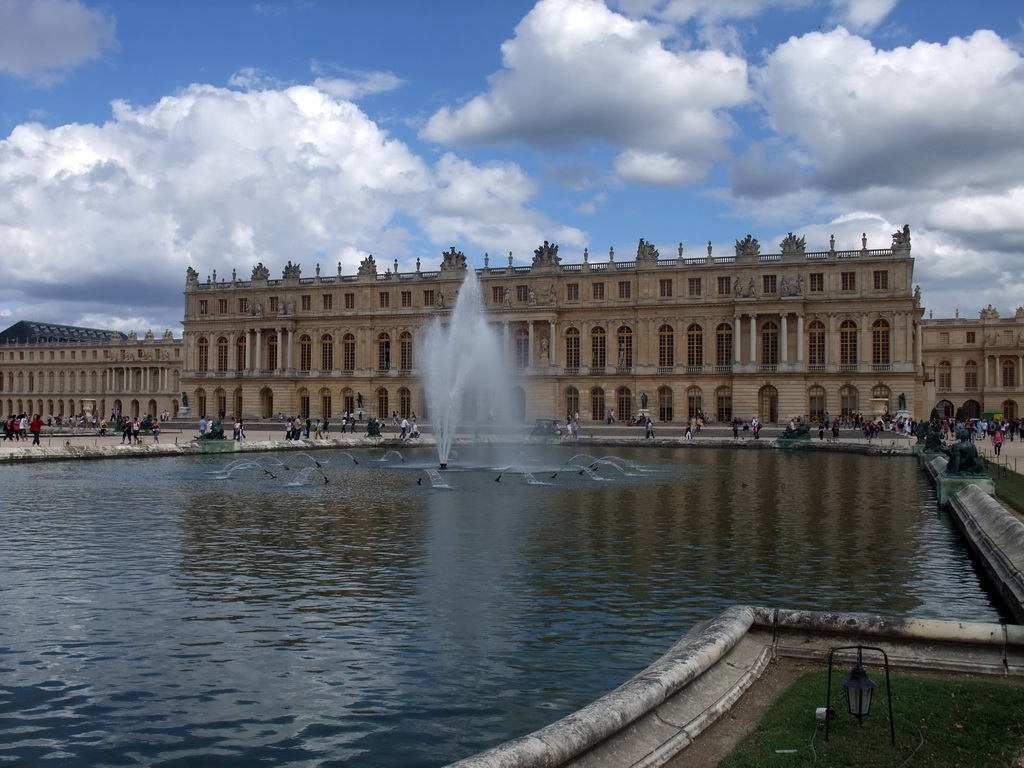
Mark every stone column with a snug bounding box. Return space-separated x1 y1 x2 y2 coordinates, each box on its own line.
796 314 804 364
780 314 788 364
254 329 262 372
549 320 556 367
733 313 742 365
749 315 757 364
527 320 535 368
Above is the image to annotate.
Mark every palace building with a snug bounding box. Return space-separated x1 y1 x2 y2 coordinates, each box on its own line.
177 229 930 425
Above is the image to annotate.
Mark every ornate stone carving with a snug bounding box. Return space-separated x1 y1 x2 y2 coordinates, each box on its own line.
635 238 659 262
532 241 560 267
980 304 999 319
734 234 760 257
1015 306 1024 319
357 255 378 276
282 261 301 279
440 247 467 271
251 262 270 281
186 266 199 284
144 330 154 340
780 232 805 254
163 329 173 339
891 224 911 251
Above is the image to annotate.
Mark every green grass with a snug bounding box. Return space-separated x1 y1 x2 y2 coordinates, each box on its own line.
984 456 1024 516
720 670 1024 767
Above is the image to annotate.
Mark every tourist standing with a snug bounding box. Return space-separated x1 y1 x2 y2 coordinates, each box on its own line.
645 418 655 439
29 414 42 445
400 417 409 439
152 418 161 443
993 429 1004 456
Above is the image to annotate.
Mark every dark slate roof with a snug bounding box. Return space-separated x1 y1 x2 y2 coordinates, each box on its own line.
0 320 127 344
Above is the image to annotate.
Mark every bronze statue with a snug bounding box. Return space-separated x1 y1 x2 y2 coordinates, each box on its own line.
943 428 986 475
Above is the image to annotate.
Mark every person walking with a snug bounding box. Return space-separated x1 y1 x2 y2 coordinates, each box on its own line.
152 418 161 443
993 429 1004 457
29 414 42 445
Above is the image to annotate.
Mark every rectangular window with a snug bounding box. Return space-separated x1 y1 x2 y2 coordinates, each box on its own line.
688 278 702 297
965 366 978 388
617 281 631 299
344 292 355 309
592 282 605 300
809 273 824 292
379 292 390 308
717 276 730 295
939 332 950 345
566 283 579 301
841 271 856 291
659 279 673 297
516 285 529 302
966 331 976 344
423 290 435 307
218 298 228 313
198 300 208 315
238 298 249 313
269 297 280 312
873 270 889 290
762 275 777 294
401 290 412 308
301 295 311 311
322 294 333 310
492 286 504 303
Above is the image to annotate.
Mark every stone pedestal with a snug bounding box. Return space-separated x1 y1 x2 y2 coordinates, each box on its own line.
177 406 192 419
936 475 995 509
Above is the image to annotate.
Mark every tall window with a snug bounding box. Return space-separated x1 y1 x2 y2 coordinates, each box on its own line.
590 388 605 421
377 388 389 419
267 335 278 371
423 290 435 306
565 387 579 418
964 360 978 388
592 282 605 300
344 293 355 309
660 279 673 297
515 327 529 368
378 333 391 370
808 386 826 421
236 337 247 371
617 387 632 421
840 385 858 416
807 320 826 366
716 323 733 367
762 275 777 294
323 294 333 310
687 386 702 419
566 283 579 301
321 390 332 419
616 326 633 368
839 320 858 366
343 334 356 371
591 327 606 368
379 292 390 308
301 295 311 311
321 334 334 370
686 324 702 367
871 319 890 365
399 387 411 417
938 361 951 388
1003 359 1016 387
565 328 580 368
401 291 412 308
809 273 824 292
761 321 779 365
299 335 312 371
688 277 701 297
658 325 674 368
873 270 889 290
298 389 310 419
716 386 732 422
216 337 229 373
617 281 631 299
657 386 673 422
841 271 856 291
492 286 504 304
399 332 413 371
717 276 730 295
197 337 209 372
516 285 529 302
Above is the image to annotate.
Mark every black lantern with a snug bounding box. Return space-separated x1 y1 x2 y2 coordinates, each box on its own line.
824 645 894 745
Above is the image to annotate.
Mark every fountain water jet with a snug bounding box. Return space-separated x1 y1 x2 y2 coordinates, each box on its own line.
422 269 509 468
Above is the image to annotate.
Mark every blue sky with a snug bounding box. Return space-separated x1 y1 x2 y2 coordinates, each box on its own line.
0 0 1022 333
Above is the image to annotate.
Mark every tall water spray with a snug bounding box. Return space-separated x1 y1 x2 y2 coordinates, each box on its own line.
421 270 508 468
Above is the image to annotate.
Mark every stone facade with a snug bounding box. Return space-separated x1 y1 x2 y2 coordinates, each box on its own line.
178 232 927 424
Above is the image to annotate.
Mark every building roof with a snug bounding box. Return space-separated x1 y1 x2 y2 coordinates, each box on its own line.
0 320 127 345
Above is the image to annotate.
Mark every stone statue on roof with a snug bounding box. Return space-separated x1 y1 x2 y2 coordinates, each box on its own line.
251 262 270 281
891 224 911 251
186 266 199 284
440 246 467 271
635 238 659 261
780 232 805 255
735 234 760 257
282 261 301 279
357 255 378 276
532 241 560 267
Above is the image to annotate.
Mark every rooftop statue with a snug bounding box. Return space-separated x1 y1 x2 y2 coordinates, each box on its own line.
891 224 911 251
440 246 467 271
357 254 378 276
282 261 301 279
635 238 659 261
980 304 999 319
251 262 271 281
532 240 560 267
185 266 199 284
780 232 805 255
735 234 760 257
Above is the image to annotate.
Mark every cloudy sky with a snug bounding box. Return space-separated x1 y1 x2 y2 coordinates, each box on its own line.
0 0 1021 335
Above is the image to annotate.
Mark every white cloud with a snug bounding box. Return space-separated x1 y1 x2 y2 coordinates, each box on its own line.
828 0 899 33
421 0 749 186
613 150 709 185
0 0 117 84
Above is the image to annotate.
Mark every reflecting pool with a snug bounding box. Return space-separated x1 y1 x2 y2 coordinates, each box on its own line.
0 445 1002 767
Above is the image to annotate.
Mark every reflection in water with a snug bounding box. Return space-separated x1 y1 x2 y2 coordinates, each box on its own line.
0 446 1002 767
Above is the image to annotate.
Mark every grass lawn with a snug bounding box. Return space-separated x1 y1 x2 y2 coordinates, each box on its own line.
720 669 1024 767
985 456 1024 517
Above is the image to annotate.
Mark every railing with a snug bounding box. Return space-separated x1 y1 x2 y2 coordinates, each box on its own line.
759 364 778 373
713 365 732 374
376 369 390 376
838 364 859 373
656 366 675 374
589 366 606 375
616 366 633 375
872 364 892 372
685 365 704 375
807 364 826 373
563 367 580 376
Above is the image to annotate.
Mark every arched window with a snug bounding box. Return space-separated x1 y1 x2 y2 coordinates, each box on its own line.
759 384 778 423
48 371 55 392
299 334 312 372
686 385 702 419
376 387 389 417
808 385 826 421
398 387 411 417
514 327 529 368
658 325 674 368
236 336 247 371
267 334 278 371
964 360 978 389
196 388 207 418
761 321 779 366
657 386 673 422
839 320 858 366
399 332 413 371
686 324 702 368
871 319 890 366
807 320 826 366
1003 359 1016 387
377 333 391 371
319 388 332 419
1001 399 1017 421
565 387 579 419
321 334 334 371
616 326 633 369
565 328 581 368
217 336 229 373
840 384 858 416
937 360 951 389
616 387 633 421
591 387 605 422
197 337 209 372
343 333 356 371
591 327 606 369
715 323 732 367
298 388 310 419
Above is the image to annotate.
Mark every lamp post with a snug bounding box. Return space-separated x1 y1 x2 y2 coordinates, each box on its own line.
825 645 895 745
